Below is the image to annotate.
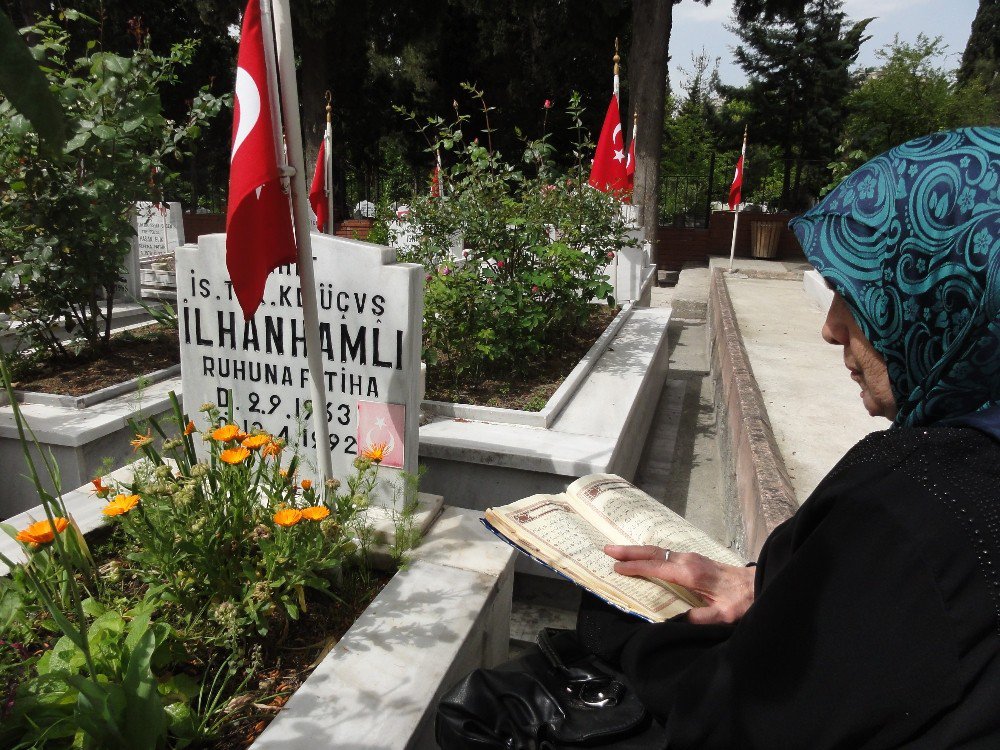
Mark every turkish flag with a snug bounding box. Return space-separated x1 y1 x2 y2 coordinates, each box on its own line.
728 154 744 210
226 0 296 319
625 130 636 200
430 163 440 198
588 95 628 195
309 139 327 231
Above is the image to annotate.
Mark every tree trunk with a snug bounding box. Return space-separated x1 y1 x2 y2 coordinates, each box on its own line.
628 0 673 245
295 26 329 180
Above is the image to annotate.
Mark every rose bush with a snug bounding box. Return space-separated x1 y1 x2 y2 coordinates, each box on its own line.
390 88 629 382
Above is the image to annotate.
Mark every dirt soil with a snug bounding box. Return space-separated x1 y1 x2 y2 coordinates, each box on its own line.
424 305 619 411
211 569 394 749
13 326 180 395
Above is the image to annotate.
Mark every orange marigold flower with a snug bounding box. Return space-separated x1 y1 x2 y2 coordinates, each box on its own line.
211 424 240 442
16 517 70 546
91 477 111 498
361 442 389 464
130 430 153 451
301 479 313 490
220 447 251 464
242 434 271 450
236 431 248 442
103 494 140 517
261 440 283 458
184 420 196 435
301 505 330 521
273 508 303 527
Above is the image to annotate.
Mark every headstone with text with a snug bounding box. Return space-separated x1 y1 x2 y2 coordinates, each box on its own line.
177 233 424 509
134 201 185 261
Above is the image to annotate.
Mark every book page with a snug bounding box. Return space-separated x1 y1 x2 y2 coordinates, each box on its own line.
567 475 746 566
485 494 692 622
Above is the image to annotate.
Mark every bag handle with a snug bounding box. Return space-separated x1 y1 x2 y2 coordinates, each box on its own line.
537 628 626 708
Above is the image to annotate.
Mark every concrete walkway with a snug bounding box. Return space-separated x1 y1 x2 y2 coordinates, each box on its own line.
511 284 728 645
723 272 889 502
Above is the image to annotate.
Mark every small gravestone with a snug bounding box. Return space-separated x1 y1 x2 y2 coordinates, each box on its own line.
134 201 185 261
177 233 424 509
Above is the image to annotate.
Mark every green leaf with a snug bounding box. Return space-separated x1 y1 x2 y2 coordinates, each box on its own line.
68 675 127 748
81 597 107 619
0 10 67 148
122 628 167 749
65 131 90 152
91 124 116 140
101 54 131 76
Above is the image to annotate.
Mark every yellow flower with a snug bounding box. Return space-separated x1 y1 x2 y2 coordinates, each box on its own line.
184 420 196 435
220 447 251 464
242 434 271 450
16 517 70 546
273 508 303 527
103 494 140 517
361 442 389 464
130 430 153 451
300 479 313 490
301 505 330 521
91 477 111 498
261 440 283 458
211 424 240 442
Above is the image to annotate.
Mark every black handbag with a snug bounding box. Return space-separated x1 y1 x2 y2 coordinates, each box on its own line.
436 628 666 749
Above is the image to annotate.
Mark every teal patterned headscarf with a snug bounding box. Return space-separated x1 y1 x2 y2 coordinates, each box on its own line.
790 127 1000 428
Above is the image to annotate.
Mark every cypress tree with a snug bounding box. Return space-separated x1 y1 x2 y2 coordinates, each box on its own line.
959 0 1000 93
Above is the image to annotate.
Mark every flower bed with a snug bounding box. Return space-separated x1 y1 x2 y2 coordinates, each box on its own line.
0 360 421 748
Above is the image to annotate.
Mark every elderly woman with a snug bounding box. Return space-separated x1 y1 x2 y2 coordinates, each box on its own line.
438 127 1000 748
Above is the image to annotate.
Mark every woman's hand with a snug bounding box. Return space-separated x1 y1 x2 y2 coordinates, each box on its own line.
605 545 756 625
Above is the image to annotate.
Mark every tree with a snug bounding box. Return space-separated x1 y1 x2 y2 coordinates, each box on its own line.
659 50 724 222
0 13 225 357
728 0 870 209
959 0 1000 94
628 0 675 241
828 35 1000 187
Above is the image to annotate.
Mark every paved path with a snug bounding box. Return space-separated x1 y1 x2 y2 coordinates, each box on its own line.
724 274 889 503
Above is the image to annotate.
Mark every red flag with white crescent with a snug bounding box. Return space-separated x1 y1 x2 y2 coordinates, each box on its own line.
728 154 744 211
226 0 296 319
309 139 327 231
588 95 628 195
625 122 636 202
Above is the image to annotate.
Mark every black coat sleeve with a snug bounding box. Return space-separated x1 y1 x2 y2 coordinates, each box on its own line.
618 482 963 749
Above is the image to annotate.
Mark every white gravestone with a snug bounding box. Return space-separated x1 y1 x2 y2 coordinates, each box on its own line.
177 233 424 509
134 201 185 261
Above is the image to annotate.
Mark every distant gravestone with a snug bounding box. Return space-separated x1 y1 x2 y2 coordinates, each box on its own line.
177 233 424 508
134 201 185 261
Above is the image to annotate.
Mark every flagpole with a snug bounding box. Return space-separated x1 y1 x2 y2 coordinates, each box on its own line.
257 0 288 188
435 149 444 197
267 0 334 481
324 91 334 235
613 37 620 98
728 125 748 271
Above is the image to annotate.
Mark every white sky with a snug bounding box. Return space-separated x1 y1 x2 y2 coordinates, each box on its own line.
669 0 979 91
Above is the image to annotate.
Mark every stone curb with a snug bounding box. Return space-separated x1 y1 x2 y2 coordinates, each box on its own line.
709 268 798 559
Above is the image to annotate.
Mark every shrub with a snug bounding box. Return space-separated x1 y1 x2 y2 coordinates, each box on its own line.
0 11 226 360
392 87 627 381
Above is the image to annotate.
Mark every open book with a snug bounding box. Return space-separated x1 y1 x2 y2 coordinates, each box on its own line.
483 474 746 622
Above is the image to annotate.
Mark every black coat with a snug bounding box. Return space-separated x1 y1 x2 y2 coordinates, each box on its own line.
579 426 1000 749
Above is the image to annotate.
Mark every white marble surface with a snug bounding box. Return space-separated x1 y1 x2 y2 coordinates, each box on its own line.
251 506 516 749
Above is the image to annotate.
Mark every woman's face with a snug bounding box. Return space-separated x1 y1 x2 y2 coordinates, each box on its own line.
821 293 897 420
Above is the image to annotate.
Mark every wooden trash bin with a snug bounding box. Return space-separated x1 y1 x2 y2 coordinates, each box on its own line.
750 221 782 259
